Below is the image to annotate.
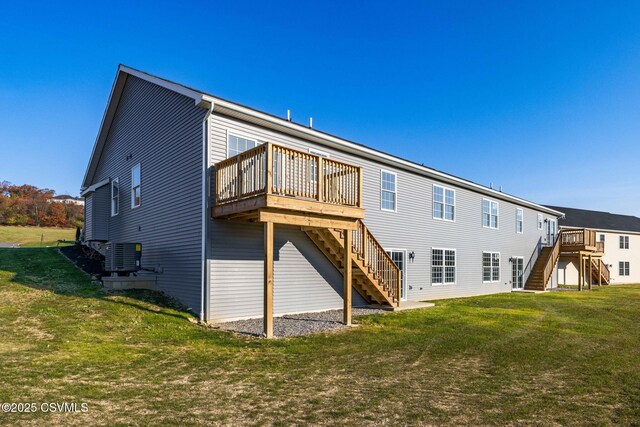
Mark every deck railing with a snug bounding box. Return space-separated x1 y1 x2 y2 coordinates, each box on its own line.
215 142 363 208
595 241 605 253
561 229 597 249
543 232 562 288
599 259 610 283
352 220 401 305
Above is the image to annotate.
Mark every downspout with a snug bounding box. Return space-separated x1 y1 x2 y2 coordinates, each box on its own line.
200 100 214 323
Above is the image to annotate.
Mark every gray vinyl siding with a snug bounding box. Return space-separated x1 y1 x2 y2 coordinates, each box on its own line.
89 75 207 311
84 193 93 240
207 113 560 321
89 184 110 241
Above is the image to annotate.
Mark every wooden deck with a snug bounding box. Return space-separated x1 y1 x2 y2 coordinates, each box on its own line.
560 229 604 254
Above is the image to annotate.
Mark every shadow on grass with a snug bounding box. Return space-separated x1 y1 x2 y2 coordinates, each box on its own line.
0 247 193 323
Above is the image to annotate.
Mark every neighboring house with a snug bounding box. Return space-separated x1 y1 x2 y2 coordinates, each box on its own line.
546 206 640 285
51 195 85 206
81 65 563 337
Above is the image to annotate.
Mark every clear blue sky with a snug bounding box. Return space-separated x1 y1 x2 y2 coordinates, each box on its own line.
1 1 639 214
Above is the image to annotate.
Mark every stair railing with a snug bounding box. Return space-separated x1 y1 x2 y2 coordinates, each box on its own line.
523 237 543 284
541 231 563 289
351 220 401 306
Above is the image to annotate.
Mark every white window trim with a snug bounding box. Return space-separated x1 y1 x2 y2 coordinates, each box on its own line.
516 208 524 234
385 248 408 301
620 235 630 249
482 198 499 230
619 261 630 276
537 213 543 230
431 247 457 286
111 178 119 217
380 169 398 212
482 251 501 283
432 184 456 222
226 130 259 158
131 163 141 209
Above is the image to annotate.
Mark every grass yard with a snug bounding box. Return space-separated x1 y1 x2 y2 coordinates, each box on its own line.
0 225 76 247
0 248 639 426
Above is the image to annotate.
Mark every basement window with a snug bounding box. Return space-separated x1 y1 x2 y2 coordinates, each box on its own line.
432 248 456 285
619 261 630 276
483 252 500 283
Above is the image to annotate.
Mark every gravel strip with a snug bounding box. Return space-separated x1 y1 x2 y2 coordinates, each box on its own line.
216 307 389 338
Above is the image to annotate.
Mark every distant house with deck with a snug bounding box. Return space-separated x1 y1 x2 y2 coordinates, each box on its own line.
81 65 565 337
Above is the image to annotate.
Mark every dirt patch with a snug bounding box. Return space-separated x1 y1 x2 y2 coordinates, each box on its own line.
59 245 104 276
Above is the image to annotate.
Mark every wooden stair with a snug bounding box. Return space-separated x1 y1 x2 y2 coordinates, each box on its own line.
304 221 401 307
525 231 562 291
589 257 611 285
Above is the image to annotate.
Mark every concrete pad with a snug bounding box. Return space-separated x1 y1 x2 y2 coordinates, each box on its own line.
0 242 20 248
512 289 547 294
367 300 435 312
102 275 158 291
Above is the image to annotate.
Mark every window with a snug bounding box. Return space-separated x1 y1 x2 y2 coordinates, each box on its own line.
111 178 119 216
483 252 501 282
432 248 456 285
537 214 543 230
619 261 630 276
308 148 329 184
227 134 257 157
433 185 455 221
482 199 499 229
380 170 397 211
600 234 605 242
516 208 523 233
131 164 141 208
620 235 629 249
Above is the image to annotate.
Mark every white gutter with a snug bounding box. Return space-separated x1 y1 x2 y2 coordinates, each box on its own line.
200 99 214 323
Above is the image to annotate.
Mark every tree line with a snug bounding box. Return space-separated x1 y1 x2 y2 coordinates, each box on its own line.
0 182 84 228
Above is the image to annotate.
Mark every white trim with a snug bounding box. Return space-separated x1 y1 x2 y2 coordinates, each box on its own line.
432 184 456 222
385 248 408 301
431 247 457 286
201 103 214 323
619 261 630 276
619 235 630 249
110 178 119 217
559 225 640 236
516 208 524 234
380 169 398 212
308 147 330 158
482 198 500 230
482 251 501 283
537 213 543 230
131 163 141 209
80 178 110 196
511 256 524 290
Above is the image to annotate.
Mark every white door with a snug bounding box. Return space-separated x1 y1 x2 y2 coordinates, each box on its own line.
547 219 557 245
512 257 524 289
385 250 407 300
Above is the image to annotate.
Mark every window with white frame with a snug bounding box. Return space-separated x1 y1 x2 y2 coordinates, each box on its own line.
433 185 455 221
131 164 141 208
482 199 499 229
537 214 543 230
227 134 257 158
619 261 630 276
111 178 119 216
600 234 605 242
620 235 629 249
380 170 397 211
516 208 523 233
483 252 500 282
432 248 456 285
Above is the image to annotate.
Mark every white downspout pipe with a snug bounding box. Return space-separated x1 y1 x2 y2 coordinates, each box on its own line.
200 100 214 323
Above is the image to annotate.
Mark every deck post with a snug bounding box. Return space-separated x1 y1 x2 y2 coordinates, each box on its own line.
578 255 583 291
598 259 602 286
317 156 324 202
343 228 352 326
588 255 593 290
264 221 274 338
265 142 273 195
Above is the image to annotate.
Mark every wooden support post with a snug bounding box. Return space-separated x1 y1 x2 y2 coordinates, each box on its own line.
265 142 273 195
578 255 583 291
588 255 593 290
264 221 274 338
598 259 602 286
343 228 352 326
357 167 363 208
317 157 324 202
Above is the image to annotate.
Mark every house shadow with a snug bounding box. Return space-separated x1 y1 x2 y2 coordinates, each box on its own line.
0 246 193 322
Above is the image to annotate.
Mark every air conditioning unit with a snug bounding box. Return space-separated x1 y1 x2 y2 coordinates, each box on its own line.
105 242 142 273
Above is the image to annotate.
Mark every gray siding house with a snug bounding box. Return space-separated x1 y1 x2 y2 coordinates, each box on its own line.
82 66 563 335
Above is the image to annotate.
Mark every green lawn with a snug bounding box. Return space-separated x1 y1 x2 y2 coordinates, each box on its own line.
0 225 76 247
0 248 638 426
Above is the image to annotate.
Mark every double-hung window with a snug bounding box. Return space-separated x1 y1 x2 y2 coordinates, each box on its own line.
131 164 141 208
516 208 523 233
227 134 257 157
483 252 500 282
600 234 605 243
620 235 630 249
433 185 455 221
432 248 456 285
619 261 630 276
111 178 119 216
537 214 543 230
482 199 499 229
380 170 397 212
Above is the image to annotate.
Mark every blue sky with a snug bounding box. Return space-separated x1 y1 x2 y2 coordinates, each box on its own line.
1 1 639 214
